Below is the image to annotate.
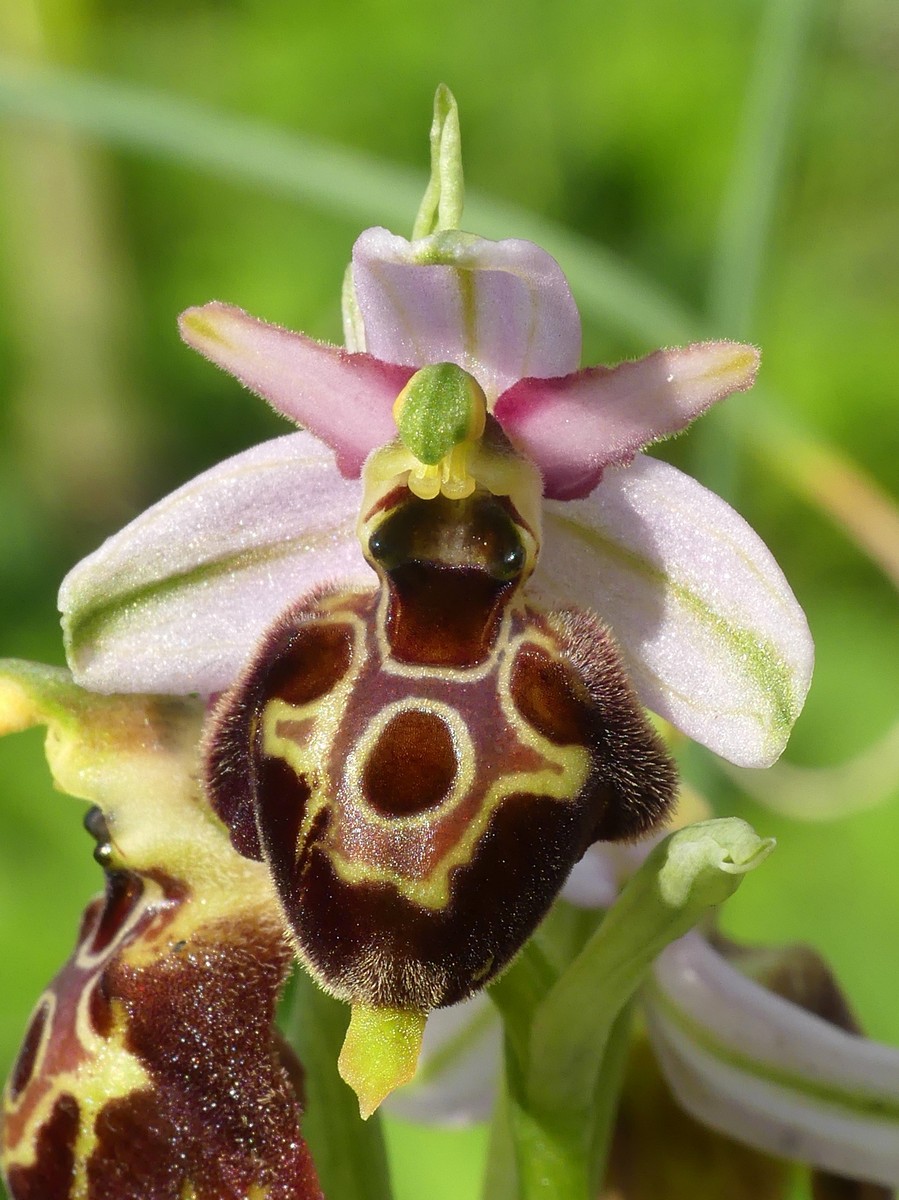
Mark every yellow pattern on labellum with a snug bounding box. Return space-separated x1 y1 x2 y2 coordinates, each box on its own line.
3 1002 148 1179
262 610 590 910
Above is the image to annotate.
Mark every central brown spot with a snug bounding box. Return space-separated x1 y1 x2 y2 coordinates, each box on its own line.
362 709 457 817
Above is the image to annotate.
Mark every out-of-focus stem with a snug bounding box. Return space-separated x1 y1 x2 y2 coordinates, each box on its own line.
0 0 149 533
751 413 899 594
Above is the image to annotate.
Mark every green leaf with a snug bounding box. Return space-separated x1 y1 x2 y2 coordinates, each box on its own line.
528 818 774 1114
485 820 773 1199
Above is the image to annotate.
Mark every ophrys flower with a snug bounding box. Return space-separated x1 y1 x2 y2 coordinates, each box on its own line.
34 89 812 1120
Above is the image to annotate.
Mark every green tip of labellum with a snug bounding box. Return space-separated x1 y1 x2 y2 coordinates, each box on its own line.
337 1004 426 1119
393 364 487 500
412 84 464 239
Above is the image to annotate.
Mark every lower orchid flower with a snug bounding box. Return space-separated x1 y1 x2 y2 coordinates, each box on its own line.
0 663 323 1200
1 86 837 1198
388 806 899 1197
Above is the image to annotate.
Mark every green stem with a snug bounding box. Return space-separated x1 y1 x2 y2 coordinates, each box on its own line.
503 1036 592 1200
488 938 556 1067
510 1112 591 1199
528 822 773 1115
487 981 635 1200
482 1077 519 1200
486 821 772 1198
282 970 394 1200
587 1002 634 1194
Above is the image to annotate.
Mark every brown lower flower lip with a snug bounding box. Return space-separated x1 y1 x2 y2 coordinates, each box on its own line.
204 458 676 1030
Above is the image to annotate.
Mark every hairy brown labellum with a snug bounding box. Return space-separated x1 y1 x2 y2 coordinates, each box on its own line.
206 459 677 1014
1 811 322 1200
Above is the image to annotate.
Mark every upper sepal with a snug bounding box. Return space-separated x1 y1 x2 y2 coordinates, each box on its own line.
351 227 582 401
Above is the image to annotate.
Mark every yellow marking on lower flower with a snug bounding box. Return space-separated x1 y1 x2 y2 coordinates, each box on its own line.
338 1004 426 1119
1 992 56 1119
320 627 590 910
3 1000 149 1178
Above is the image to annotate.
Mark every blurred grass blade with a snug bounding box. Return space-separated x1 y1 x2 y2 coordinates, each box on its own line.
0 54 425 230
0 55 693 344
750 408 899 594
708 0 817 336
724 718 899 822
727 398 899 822
696 0 816 501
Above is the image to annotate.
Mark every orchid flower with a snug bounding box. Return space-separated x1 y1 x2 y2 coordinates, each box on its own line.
51 86 811 1090
2 87 824 1198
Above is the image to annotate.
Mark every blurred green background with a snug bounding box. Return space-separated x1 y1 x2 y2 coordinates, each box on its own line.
0 0 897 1196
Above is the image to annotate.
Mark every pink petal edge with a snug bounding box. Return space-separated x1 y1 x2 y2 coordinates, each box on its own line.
179 301 414 476
495 341 760 500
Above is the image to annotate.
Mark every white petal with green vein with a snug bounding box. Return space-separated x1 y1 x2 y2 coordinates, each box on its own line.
352 227 581 402
60 432 371 695
532 453 813 767
646 932 899 1185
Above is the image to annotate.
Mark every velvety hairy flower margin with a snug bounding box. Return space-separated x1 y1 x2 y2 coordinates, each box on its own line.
5 85 894 1200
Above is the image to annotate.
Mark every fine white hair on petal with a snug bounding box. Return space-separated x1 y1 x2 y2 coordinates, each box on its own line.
533 453 814 767
645 932 899 1186
352 227 582 402
383 995 501 1126
178 302 413 476
494 341 759 500
59 432 372 696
